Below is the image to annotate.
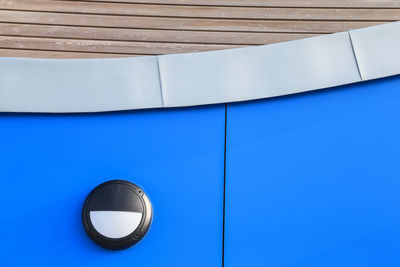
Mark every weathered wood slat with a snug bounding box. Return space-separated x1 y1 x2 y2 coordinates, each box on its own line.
0 10 382 33
0 1 393 59
66 0 400 8
0 35 242 54
0 48 140 58
1 0 399 20
0 23 320 45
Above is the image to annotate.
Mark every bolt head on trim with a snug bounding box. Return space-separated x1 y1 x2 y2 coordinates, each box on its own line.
82 180 152 250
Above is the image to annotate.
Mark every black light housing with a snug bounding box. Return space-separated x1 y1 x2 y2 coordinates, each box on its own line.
82 180 152 250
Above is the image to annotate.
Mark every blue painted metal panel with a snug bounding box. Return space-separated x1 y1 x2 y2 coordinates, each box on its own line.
225 76 400 266
0 106 225 266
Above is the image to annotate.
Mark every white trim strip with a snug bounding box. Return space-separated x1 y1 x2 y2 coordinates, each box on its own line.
0 22 398 113
0 57 162 113
349 21 400 81
158 32 361 107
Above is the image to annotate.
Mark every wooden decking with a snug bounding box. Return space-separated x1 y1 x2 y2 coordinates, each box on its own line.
0 0 399 58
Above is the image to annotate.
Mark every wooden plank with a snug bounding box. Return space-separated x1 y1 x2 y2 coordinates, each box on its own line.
73 0 400 8
0 1 395 59
0 35 243 54
1 0 399 21
0 23 320 45
0 10 383 33
0 48 140 58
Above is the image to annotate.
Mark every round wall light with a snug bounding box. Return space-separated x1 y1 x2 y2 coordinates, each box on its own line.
82 180 152 250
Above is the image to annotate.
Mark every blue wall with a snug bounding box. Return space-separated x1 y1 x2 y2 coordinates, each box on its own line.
225 76 400 266
1 76 400 266
0 106 225 266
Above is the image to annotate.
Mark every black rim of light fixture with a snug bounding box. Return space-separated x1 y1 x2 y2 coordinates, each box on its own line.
82 180 153 250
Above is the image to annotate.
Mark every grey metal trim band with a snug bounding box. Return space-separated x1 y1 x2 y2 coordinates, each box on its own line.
0 57 162 113
0 21 399 113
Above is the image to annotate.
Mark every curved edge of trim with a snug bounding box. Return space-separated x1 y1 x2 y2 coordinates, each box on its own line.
0 21 399 113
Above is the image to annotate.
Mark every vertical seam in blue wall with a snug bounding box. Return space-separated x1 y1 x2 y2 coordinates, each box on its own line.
222 103 227 267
